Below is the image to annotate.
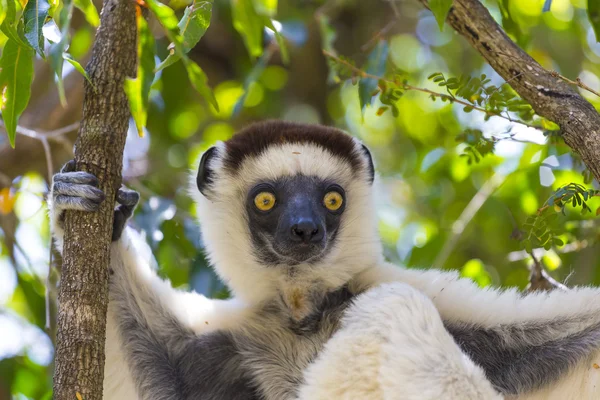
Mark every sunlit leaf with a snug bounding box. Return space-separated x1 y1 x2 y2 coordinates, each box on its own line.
63 52 92 84
359 40 388 111
264 18 288 64
23 0 51 57
589 0 600 43
146 0 179 30
156 1 212 72
0 0 8 26
231 0 264 58
1 0 32 48
125 9 156 137
0 39 35 148
429 0 453 31
183 59 219 111
73 0 99 27
49 0 74 106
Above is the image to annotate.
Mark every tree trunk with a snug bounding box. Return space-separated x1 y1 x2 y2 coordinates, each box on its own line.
52 0 137 398
419 0 600 183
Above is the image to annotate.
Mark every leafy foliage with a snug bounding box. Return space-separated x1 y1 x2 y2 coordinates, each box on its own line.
429 0 453 31
521 184 600 254
455 129 496 165
0 39 35 147
125 7 156 137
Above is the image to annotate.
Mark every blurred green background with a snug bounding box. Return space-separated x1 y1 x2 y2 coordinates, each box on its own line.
1 0 600 398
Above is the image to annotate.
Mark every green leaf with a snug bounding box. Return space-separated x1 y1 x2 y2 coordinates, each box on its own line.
264 18 289 64
0 0 7 26
23 0 51 57
155 1 213 73
429 0 453 31
49 0 74 107
589 0 600 43
1 0 32 48
0 39 35 148
62 53 92 84
73 0 99 27
231 0 264 58
183 59 219 111
319 16 338 83
359 40 388 111
146 0 179 30
125 11 156 137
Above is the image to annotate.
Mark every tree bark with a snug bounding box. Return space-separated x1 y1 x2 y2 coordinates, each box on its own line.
52 0 137 398
419 0 600 182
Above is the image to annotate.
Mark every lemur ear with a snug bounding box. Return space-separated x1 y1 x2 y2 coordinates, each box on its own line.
197 146 219 196
360 144 375 184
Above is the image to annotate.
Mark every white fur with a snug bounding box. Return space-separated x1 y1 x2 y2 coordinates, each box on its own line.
299 283 503 400
190 140 383 307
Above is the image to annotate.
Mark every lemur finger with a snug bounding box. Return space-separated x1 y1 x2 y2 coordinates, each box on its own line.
116 187 140 207
54 194 103 212
52 181 105 203
112 204 135 242
60 159 77 173
53 171 99 186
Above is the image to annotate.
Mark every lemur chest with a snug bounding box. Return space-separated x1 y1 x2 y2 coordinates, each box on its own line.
236 286 355 400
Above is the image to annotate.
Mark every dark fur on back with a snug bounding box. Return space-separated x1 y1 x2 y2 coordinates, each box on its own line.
223 120 362 172
446 320 600 395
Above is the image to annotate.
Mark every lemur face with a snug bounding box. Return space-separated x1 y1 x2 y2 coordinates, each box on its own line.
192 121 382 299
245 175 346 265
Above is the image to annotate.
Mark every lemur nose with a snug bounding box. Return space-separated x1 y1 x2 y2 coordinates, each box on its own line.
290 219 323 243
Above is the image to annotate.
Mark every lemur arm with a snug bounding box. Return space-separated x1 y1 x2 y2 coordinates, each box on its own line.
49 162 254 399
354 263 600 398
298 282 502 400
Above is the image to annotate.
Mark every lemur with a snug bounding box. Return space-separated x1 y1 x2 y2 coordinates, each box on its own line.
50 120 600 400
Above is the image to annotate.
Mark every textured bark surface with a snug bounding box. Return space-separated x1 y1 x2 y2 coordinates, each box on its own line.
420 0 600 182
52 0 137 398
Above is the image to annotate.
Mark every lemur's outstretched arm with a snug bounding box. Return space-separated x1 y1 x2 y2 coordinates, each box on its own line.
299 282 503 400
355 264 600 398
50 162 255 400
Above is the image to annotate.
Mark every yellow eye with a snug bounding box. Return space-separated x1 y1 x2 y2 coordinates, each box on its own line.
324 191 343 211
254 192 276 211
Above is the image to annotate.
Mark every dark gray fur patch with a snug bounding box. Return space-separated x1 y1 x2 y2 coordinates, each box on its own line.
53 181 105 201
446 320 600 395
112 282 260 400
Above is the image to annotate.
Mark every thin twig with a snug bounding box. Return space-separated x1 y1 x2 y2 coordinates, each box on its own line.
550 71 600 98
434 173 506 268
525 252 569 292
40 137 55 331
322 50 543 130
360 19 397 52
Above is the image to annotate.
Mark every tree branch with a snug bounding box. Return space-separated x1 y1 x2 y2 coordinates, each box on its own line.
322 50 543 130
419 0 600 182
52 0 137 398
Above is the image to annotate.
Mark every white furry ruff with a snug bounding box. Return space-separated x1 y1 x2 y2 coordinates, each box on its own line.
190 140 383 305
299 283 503 400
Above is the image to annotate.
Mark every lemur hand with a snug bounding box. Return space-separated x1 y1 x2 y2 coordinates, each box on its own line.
50 160 140 245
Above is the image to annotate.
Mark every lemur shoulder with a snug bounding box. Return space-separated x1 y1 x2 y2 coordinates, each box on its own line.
50 120 600 400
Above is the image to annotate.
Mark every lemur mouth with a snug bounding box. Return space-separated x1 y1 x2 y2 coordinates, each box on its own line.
257 233 328 266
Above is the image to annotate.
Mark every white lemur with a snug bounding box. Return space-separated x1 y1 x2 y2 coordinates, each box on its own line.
50 120 600 400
